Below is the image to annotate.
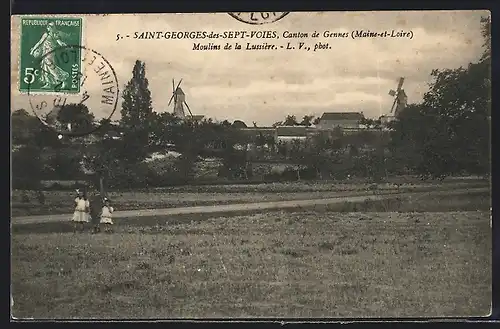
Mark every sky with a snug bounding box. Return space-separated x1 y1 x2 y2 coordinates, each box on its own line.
11 11 489 126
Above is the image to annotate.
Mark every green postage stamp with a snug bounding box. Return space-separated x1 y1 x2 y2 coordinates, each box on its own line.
18 17 83 94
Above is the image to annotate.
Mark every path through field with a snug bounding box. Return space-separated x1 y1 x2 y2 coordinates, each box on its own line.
11 187 488 225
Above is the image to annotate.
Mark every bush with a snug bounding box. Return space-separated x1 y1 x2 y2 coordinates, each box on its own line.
12 145 44 190
262 166 318 182
45 149 84 180
145 158 189 187
298 167 318 180
107 163 150 188
42 182 84 191
147 170 188 187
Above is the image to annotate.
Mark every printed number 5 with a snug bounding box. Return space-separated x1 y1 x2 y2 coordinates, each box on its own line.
23 68 39 84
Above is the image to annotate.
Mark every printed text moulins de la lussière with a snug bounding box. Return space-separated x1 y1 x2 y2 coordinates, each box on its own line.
116 30 413 41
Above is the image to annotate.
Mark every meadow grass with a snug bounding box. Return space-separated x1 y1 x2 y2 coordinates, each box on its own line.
11 208 491 318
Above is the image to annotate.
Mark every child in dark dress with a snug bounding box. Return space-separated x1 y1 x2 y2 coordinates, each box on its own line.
89 191 103 234
72 189 89 232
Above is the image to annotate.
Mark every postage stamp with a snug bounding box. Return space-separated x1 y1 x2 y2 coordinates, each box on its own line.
18 17 83 94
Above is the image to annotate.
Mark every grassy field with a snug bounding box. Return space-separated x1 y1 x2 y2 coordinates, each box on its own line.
11 178 489 217
11 192 491 319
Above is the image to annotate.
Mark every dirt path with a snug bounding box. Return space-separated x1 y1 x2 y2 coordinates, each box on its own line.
11 187 488 225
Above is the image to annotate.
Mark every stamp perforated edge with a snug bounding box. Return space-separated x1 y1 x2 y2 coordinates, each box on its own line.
15 15 85 96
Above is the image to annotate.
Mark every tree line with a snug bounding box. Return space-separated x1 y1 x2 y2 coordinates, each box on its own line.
11 17 490 189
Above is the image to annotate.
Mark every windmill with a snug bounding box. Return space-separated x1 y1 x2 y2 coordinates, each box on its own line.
388 77 408 117
168 79 193 119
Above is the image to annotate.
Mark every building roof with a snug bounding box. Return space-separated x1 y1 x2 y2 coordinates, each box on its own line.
276 126 307 137
320 112 364 121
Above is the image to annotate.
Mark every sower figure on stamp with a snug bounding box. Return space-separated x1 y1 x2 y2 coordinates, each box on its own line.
29 22 70 90
72 188 90 232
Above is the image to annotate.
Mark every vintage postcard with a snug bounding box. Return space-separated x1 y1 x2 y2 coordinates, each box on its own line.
10 11 491 319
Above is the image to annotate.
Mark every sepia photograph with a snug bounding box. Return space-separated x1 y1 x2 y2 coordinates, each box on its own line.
10 11 491 319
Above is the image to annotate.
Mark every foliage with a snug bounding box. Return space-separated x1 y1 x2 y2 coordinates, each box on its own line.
11 16 491 188
81 135 129 188
388 16 490 179
480 16 491 62
150 115 250 181
299 115 315 127
12 145 43 189
11 109 41 145
274 114 318 127
283 115 298 126
390 61 490 178
232 120 247 128
45 147 84 180
359 117 382 129
207 122 249 180
144 158 186 187
119 60 154 163
56 103 95 134
149 112 182 149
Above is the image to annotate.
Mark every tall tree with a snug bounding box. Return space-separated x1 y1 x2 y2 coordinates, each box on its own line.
389 16 491 178
120 60 154 162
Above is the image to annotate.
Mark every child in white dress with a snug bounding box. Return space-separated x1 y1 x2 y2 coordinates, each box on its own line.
72 189 90 232
100 198 114 233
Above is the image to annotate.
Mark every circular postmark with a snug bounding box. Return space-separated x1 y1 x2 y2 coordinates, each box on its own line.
228 12 290 25
27 44 119 137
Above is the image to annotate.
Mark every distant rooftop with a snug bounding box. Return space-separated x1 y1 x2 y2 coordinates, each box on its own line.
320 112 364 121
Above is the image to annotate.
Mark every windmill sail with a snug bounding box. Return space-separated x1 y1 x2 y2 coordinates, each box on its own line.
390 98 397 113
394 89 408 116
389 77 406 115
184 101 194 117
168 79 175 106
397 77 405 90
